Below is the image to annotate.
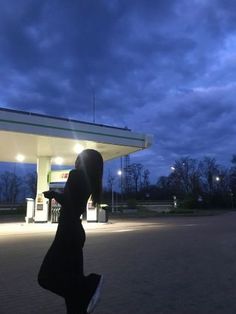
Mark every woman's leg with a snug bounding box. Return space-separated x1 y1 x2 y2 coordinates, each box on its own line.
75 224 103 313
65 294 87 314
64 224 87 313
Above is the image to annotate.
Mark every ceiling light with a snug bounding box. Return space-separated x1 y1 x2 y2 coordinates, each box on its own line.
74 143 84 154
54 157 63 165
16 154 25 162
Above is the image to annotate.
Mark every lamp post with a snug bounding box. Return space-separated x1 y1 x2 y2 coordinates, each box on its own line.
111 183 114 213
117 169 123 207
109 170 122 213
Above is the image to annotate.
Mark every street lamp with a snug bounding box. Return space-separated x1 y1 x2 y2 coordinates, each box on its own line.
117 169 123 204
111 170 123 212
109 170 123 213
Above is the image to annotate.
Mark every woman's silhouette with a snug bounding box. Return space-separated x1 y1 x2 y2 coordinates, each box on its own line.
38 149 104 314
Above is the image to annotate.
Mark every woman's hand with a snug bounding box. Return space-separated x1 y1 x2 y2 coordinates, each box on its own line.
43 190 55 199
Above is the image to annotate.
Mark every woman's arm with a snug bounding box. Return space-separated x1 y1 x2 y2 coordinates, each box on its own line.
43 190 65 206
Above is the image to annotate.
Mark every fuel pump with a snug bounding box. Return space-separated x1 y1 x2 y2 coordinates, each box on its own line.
50 197 61 223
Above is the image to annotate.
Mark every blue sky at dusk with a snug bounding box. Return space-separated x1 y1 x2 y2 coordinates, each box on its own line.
1 0 236 181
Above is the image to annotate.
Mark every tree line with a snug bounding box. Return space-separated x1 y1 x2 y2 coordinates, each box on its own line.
1 155 236 209
105 156 236 209
0 171 37 204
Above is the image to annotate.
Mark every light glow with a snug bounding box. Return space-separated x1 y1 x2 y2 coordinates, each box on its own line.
117 170 122 176
74 143 84 154
16 154 25 162
54 157 63 165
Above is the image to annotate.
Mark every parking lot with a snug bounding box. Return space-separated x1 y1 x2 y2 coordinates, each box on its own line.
1 212 236 314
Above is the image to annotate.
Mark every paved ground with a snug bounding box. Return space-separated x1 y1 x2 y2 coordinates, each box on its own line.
1 212 236 314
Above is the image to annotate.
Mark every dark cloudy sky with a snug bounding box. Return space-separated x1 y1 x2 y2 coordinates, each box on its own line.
1 0 236 180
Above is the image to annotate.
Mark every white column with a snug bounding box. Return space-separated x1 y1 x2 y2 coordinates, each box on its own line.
34 157 51 222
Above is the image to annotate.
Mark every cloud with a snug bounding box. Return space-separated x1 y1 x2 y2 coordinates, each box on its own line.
1 0 236 180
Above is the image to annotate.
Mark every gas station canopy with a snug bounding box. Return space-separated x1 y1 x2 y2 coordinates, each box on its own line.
1 107 152 223
0 107 152 165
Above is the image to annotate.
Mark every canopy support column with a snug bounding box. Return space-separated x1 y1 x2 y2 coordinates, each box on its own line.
34 157 51 222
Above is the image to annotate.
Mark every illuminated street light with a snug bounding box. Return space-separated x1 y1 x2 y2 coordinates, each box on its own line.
215 176 220 182
171 166 176 171
117 170 122 176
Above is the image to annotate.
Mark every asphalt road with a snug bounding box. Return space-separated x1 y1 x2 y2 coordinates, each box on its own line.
1 213 236 314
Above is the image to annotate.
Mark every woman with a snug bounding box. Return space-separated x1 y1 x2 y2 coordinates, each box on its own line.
38 149 104 314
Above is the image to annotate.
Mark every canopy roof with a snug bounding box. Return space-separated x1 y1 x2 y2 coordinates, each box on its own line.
0 107 152 165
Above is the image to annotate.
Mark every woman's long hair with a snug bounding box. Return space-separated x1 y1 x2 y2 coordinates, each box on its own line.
75 149 103 207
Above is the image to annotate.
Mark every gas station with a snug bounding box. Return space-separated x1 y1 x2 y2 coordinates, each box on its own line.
0 107 152 223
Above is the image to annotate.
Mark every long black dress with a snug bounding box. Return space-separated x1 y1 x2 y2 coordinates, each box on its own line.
38 168 92 312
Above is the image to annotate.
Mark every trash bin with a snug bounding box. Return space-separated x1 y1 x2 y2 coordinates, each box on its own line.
25 198 35 223
86 200 98 222
98 208 108 223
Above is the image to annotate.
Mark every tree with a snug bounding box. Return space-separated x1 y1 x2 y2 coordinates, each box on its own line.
156 176 173 199
230 155 236 192
170 157 201 197
0 171 22 203
25 171 37 198
107 170 115 192
126 163 143 195
199 157 220 194
142 169 150 191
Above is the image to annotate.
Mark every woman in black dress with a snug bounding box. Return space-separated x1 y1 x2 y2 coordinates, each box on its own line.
38 149 104 314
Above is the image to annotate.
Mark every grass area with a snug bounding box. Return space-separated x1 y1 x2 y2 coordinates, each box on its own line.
108 207 233 219
0 205 232 224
